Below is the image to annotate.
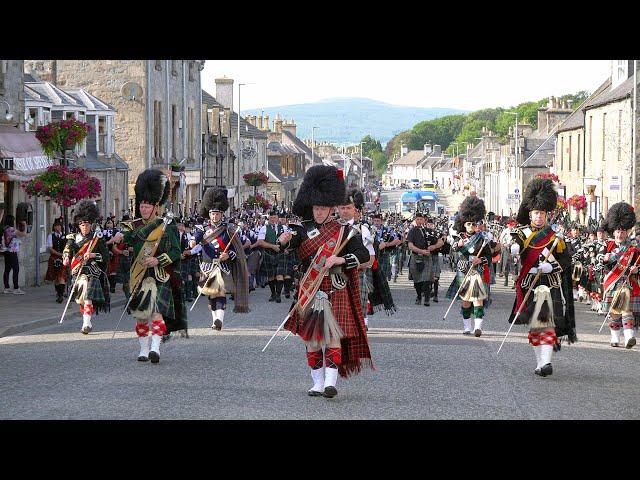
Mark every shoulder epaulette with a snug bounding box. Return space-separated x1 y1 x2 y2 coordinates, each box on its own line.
65 233 75 241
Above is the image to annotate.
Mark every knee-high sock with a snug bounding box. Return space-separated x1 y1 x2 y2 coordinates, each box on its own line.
610 328 621 344
432 279 439 298
284 277 292 294
150 319 167 354
135 322 150 358
324 347 341 388
275 279 284 296
414 282 423 297
533 345 542 368
268 280 276 296
307 349 324 392
81 303 94 328
423 281 432 299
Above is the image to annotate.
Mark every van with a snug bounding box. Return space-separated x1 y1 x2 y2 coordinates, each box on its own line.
410 179 421 189
422 181 436 191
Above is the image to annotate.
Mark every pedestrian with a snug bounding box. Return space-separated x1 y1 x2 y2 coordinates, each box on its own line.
2 214 28 295
45 219 68 303
102 218 119 293
188 186 250 330
446 197 496 336
62 201 110 334
508 178 577 377
277 165 373 398
598 202 639 349
111 169 188 363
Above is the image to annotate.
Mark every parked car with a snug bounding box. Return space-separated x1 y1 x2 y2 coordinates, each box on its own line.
422 181 437 191
410 179 421 189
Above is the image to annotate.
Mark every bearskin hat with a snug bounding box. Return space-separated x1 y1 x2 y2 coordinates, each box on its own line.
343 187 365 210
134 169 170 218
516 178 557 225
73 200 100 225
292 165 346 220
200 186 229 216
602 202 636 234
453 196 486 233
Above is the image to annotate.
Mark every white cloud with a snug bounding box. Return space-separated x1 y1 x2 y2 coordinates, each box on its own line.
202 60 612 112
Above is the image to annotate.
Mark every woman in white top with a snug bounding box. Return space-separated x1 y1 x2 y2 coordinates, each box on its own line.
2 214 28 294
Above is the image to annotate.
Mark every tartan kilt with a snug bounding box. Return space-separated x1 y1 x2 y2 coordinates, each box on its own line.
116 252 131 284
45 254 67 283
285 269 373 378
601 289 640 327
445 268 490 309
189 255 200 276
153 268 188 333
359 268 373 318
260 250 287 278
431 254 442 277
107 252 120 276
379 251 391 278
284 251 297 277
179 256 191 282
246 250 262 276
71 271 110 313
409 254 432 283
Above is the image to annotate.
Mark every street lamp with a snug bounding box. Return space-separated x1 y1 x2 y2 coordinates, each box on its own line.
237 82 255 209
311 126 319 165
505 111 519 174
0 100 13 121
360 141 365 188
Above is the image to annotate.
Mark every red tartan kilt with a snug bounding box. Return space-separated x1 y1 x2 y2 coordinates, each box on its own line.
107 252 120 275
44 254 67 283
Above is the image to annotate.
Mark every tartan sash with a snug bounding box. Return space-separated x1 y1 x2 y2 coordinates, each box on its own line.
70 236 98 275
296 221 345 315
603 244 640 295
129 223 165 290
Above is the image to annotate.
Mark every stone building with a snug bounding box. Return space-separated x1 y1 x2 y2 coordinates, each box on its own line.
24 60 205 213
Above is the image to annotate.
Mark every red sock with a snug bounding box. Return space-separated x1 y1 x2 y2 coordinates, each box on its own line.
324 347 342 368
151 319 167 336
306 350 323 369
135 323 150 337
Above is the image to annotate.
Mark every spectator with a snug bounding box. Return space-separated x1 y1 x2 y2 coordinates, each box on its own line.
3 214 28 294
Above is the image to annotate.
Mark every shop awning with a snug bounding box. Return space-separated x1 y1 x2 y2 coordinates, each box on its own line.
0 125 52 181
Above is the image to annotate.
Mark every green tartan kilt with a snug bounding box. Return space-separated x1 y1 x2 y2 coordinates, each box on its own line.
72 271 110 313
360 268 373 318
179 257 190 281
154 269 188 332
284 251 297 277
116 253 131 285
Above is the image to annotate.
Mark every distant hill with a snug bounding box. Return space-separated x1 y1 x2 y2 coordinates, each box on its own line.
242 97 467 146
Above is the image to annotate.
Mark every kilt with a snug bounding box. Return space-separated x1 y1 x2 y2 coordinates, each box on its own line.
71 269 110 313
179 256 191 282
116 250 131 285
188 254 199 276
107 251 120 276
285 267 373 378
445 268 490 309
379 250 391 279
260 250 288 278
359 268 374 318
284 250 297 277
246 250 262 276
45 254 67 283
153 268 188 333
431 254 442 277
601 288 640 327
409 253 433 283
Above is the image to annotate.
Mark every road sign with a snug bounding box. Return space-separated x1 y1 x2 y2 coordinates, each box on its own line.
514 188 519 194
610 175 621 191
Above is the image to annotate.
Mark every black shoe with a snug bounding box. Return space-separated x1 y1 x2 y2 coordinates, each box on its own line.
323 386 338 398
308 389 324 397
432 297 438 303
462 331 471 335
610 342 620 348
137 355 149 362
213 319 222 331
275 296 282 303
56 295 63 303
249 287 255 292
535 363 552 377
162 334 171 343
186 297 193 302
474 329 482 337
424 300 430 306
285 292 291 299
148 351 160 364
415 296 421 305
268 295 276 302
625 337 636 349
553 341 561 352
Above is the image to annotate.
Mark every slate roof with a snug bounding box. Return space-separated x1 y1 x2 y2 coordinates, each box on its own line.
281 130 315 160
202 89 267 139
521 134 556 168
393 150 427 166
557 79 611 133
82 152 129 171
584 75 634 110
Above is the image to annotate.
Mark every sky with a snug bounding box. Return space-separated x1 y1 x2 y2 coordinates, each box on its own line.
202 60 612 112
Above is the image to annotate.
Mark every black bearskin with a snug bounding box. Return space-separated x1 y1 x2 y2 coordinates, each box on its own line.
516 178 557 225
343 187 365 210
602 202 636 234
292 165 346 220
200 186 229 216
453 196 486 233
73 200 100 225
134 169 170 218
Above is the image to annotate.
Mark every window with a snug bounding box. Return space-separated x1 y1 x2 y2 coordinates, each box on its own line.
42 108 51 125
155 60 162 71
188 61 195 82
618 109 622 161
39 199 49 254
171 60 178 76
171 104 177 160
98 117 106 153
560 136 563 171
65 111 75 120
568 135 572 171
579 133 583 173
27 108 38 131
153 100 163 161
188 107 195 162
602 112 606 162
588 116 592 161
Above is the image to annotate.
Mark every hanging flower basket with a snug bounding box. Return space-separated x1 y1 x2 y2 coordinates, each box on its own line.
243 193 271 210
21 165 102 207
35 118 92 158
535 172 560 183
243 171 269 187
566 194 587 212
170 163 185 172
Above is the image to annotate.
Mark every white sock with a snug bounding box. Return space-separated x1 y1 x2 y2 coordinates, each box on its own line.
211 310 217 326
215 309 225 326
364 317 369 326
138 336 150 358
610 329 621 344
540 344 553 366
474 318 483 332
150 335 161 354
533 345 542 369
310 368 324 392
391 264 397 277
463 318 472 332
623 328 635 344
324 367 339 388
82 314 92 329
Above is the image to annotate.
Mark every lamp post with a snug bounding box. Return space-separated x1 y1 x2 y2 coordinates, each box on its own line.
505 111 519 176
237 82 254 210
311 126 319 166
360 141 365 188
0 99 13 122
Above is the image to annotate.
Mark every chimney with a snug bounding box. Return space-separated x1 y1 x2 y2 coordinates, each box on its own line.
265 115 270 131
567 99 573 110
274 114 283 133
537 105 549 135
433 144 442 156
215 76 234 110
424 143 432 155
400 144 409 156
282 118 297 137
257 115 263 130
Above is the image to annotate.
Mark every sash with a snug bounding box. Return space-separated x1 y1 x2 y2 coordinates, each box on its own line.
513 226 556 313
129 223 165 289
603 245 638 294
296 223 344 315
70 236 99 275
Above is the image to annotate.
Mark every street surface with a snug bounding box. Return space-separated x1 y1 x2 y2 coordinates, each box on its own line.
1 189 638 420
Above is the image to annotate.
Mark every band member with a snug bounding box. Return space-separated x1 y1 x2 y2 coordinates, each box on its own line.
373 214 400 282
256 210 287 302
188 186 249 330
408 213 439 306
177 220 194 302
425 216 445 304
45 219 68 303
599 202 639 348
446 197 495 336
508 178 577 377
102 218 119 293
111 169 187 363
277 165 373 399
62 200 110 334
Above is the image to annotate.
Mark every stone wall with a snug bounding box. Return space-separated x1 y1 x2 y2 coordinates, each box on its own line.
1 60 25 127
